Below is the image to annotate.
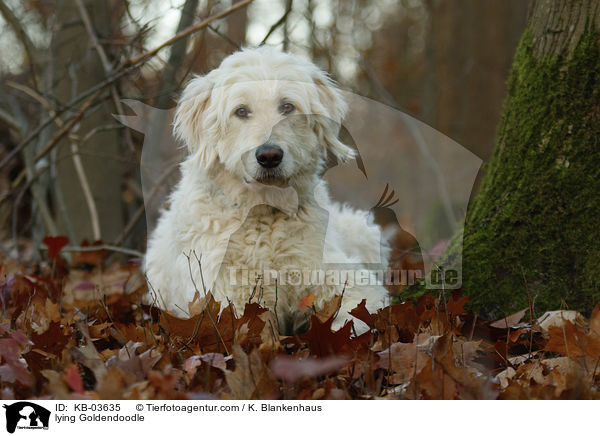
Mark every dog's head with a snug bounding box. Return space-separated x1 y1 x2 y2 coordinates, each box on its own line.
173 47 355 188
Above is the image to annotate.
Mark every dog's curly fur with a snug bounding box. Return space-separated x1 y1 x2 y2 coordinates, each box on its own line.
144 47 389 334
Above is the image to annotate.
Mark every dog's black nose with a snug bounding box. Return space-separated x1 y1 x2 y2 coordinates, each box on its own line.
255 144 283 168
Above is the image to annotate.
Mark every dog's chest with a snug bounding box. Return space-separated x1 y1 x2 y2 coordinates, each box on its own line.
222 204 328 270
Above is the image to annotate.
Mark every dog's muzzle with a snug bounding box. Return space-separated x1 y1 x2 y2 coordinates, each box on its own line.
255 143 283 168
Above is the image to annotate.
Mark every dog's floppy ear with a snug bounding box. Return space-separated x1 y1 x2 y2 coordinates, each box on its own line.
312 72 356 165
173 74 217 166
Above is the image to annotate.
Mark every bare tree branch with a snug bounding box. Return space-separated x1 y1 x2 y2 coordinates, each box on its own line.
6 80 54 112
282 0 292 50
75 0 135 151
70 138 101 241
0 107 21 134
156 0 200 108
34 96 97 162
208 24 241 50
40 244 143 258
75 0 112 70
20 140 58 238
125 0 254 67
0 65 135 171
260 0 293 46
0 0 254 172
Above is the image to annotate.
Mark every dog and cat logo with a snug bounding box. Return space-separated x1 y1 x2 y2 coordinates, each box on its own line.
2 402 50 433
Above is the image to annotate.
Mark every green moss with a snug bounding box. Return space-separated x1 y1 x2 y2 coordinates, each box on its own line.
446 23 600 318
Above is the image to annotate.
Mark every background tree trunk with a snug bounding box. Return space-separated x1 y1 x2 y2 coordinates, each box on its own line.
452 0 600 317
423 0 530 160
52 0 124 244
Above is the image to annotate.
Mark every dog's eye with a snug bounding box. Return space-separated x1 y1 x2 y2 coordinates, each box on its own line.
280 103 295 115
234 107 249 119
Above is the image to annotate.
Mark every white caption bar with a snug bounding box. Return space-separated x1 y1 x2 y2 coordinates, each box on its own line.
0 400 592 435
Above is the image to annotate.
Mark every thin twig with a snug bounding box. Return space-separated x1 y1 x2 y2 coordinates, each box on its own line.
468 313 477 341
413 330 419 399
79 123 124 143
185 251 229 354
0 107 22 133
521 265 535 358
259 0 293 46
21 289 36 329
155 0 200 108
70 139 101 240
246 349 258 396
75 0 111 70
208 24 241 49
75 0 135 151
273 278 280 331
99 293 130 355
591 354 600 386
5 81 53 110
34 97 96 163
5 121 122 198
20 112 58 238
332 281 347 321
39 244 143 257
439 266 449 326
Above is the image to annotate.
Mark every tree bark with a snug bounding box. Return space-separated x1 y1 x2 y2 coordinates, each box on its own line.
155 0 200 109
451 0 600 317
423 0 530 160
52 0 124 243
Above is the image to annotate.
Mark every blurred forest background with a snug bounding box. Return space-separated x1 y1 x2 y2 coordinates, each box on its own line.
0 0 530 260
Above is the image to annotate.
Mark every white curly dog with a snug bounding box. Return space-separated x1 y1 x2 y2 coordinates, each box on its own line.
144 47 389 334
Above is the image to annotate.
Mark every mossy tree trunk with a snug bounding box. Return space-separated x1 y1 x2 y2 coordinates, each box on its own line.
456 0 600 317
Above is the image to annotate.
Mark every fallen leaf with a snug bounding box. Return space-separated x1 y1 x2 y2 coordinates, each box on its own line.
224 345 279 399
70 341 107 387
106 341 161 381
43 236 69 260
270 355 349 383
589 305 600 338
546 320 600 360
31 321 69 355
0 337 33 386
298 294 315 311
315 295 341 322
490 308 529 328
445 292 469 317
376 341 427 385
537 310 587 333
497 367 516 389
349 299 374 329
300 315 353 357
197 353 229 371
63 365 85 394
41 369 70 398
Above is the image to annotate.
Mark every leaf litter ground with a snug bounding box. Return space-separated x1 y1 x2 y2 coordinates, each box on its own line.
1 242 600 400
